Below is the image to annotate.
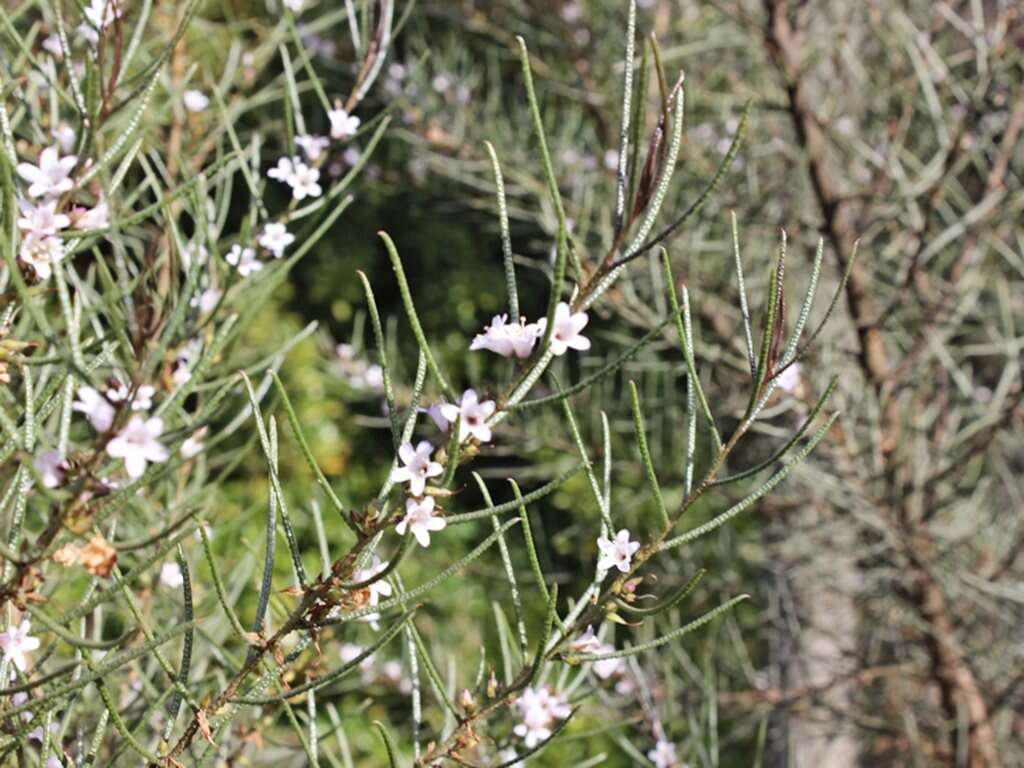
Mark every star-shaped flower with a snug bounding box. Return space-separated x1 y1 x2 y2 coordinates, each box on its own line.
390 441 443 496
328 105 360 139
72 386 115 432
537 302 590 356
0 620 40 672
295 134 330 161
16 145 77 198
105 416 169 479
596 528 640 574
258 223 294 258
226 244 262 276
395 496 446 547
439 389 496 444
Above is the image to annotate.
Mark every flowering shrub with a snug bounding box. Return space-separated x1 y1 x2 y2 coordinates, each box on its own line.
0 1 867 766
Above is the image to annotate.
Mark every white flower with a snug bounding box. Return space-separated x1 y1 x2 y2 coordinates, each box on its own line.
83 0 121 29
496 749 524 768
389 441 443 496
342 147 361 166
775 363 801 394
352 556 393 629
33 450 66 489
180 429 205 459
648 740 680 768
438 389 496 444
268 156 298 184
288 160 321 200
537 302 590 356
106 380 154 411
42 34 63 58
513 687 570 749
16 145 77 198
596 529 640 574
73 386 115 432
603 148 619 171
70 200 109 230
258 223 294 258
395 496 446 547
181 242 208 272
363 364 384 390
425 403 450 432
295 134 329 161
160 562 184 589
328 105 360 139
0 620 40 672
17 198 69 236
19 234 65 280
52 123 76 153
284 0 307 10
105 416 169 479
570 625 624 679
226 244 262 276
469 314 542 359
183 89 210 112
192 287 222 314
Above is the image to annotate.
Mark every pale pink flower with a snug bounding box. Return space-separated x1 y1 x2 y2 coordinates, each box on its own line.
288 160 321 200
17 199 69 236
328 105 360 139
537 302 590 356
183 89 209 113
16 145 77 198
648 740 681 768
19 234 65 280
73 386 115 432
513 687 570 748
267 156 298 184
258 223 294 258
70 199 109 230
775 363 801 394
160 562 184 589
226 244 262 275
390 441 443 496
438 389 496 444
295 134 329 161
106 416 169 479
596 529 640 573
33 450 66 489
395 496 446 547
0 620 40 672
52 123 76 153
469 314 542 359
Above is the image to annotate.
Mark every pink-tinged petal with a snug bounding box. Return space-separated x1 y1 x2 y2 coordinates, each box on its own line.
417 496 436 513
412 526 430 547
398 443 416 464
567 335 591 351
58 155 78 173
414 440 434 457
438 403 460 422
390 466 411 484
462 389 478 405
475 425 492 443
145 443 170 463
16 164 41 184
124 453 147 479
425 461 443 478
480 400 496 417
571 312 589 333
395 519 408 536
550 339 568 356
408 476 426 496
425 516 446 532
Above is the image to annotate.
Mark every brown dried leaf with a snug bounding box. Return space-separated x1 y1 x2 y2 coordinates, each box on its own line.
79 534 117 577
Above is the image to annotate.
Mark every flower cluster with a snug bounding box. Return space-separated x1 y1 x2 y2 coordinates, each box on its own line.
469 302 590 360
512 686 571 748
570 625 625 680
70 378 169 479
